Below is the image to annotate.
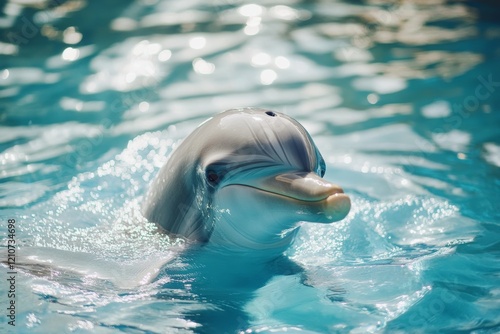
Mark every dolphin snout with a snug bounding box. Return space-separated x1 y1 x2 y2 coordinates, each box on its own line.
322 192 351 222
256 172 351 223
274 172 345 201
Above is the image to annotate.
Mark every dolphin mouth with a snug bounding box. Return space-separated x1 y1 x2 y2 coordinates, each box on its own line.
232 172 351 223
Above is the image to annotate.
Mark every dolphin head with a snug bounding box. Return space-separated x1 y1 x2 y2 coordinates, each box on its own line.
142 108 350 257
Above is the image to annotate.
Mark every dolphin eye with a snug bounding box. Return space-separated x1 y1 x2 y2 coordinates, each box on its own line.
206 165 227 186
206 170 220 185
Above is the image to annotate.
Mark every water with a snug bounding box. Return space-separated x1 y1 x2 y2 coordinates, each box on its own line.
1 0 499 333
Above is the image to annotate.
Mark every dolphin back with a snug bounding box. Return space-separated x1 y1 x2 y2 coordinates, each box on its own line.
142 133 213 242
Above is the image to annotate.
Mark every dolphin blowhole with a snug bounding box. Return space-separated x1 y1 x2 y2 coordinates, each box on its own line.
265 110 277 117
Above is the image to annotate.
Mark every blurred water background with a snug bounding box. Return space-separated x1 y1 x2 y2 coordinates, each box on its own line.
1 0 499 333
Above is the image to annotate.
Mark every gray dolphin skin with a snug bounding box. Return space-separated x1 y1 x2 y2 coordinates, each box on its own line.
142 107 350 258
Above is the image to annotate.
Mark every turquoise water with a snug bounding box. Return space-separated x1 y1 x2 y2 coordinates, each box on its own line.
1 0 500 333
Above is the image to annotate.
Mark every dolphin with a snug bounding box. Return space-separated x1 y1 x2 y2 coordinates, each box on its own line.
12 107 350 292
142 107 350 259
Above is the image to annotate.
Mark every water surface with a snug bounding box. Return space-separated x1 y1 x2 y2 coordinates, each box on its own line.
1 0 499 333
